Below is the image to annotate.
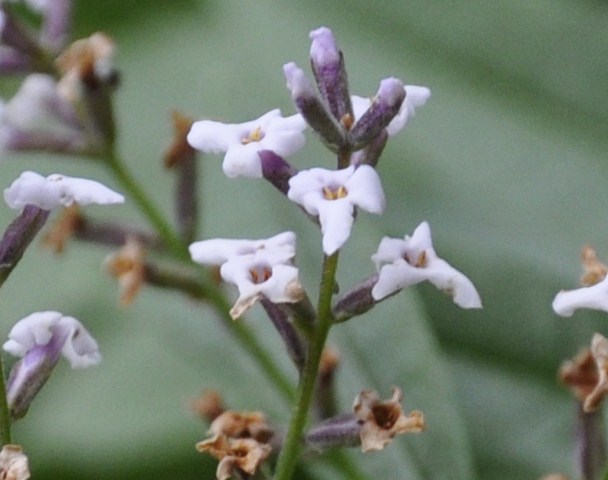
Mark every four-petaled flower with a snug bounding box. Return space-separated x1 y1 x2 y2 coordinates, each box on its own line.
187 109 306 178
189 232 303 319
4 170 124 211
371 221 482 308
288 165 385 255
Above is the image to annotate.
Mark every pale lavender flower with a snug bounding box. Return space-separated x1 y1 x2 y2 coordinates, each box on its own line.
288 165 385 255
187 109 306 178
371 221 482 308
4 171 124 210
189 232 304 319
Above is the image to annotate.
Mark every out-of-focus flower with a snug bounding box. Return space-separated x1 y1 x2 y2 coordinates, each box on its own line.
288 165 385 255
4 170 124 211
353 387 425 452
189 232 303 319
0 74 88 153
187 109 306 178
190 389 225 423
0 444 30 480
103 236 146 306
371 221 482 308
42 204 81 254
3 311 101 419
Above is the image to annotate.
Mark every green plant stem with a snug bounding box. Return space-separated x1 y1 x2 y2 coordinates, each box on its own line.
0 356 12 446
104 152 188 261
101 152 295 402
274 252 339 480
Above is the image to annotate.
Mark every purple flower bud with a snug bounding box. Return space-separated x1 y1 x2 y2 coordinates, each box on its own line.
308 27 353 125
259 150 298 195
350 77 405 149
305 414 362 450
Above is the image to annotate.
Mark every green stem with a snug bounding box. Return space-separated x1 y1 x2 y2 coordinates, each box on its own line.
104 152 188 261
274 252 339 480
0 356 12 445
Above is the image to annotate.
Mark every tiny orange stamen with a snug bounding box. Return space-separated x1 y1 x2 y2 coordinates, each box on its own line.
322 185 348 200
249 266 272 284
242 126 264 145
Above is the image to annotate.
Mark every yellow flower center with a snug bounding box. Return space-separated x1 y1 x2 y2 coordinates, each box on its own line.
322 185 348 200
403 250 427 268
241 126 264 145
249 265 272 284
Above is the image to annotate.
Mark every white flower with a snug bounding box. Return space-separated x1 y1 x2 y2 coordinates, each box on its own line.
371 221 482 308
288 165 385 255
187 109 306 178
4 171 124 210
0 74 86 152
351 84 431 137
552 276 608 317
189 232 303 319
3 311 101 368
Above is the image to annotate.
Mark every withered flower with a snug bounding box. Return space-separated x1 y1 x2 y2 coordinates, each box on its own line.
209 410 274 444
560 333 608 412
196 434 271 480
42 204 82 254
104 236 146 306
0 445 30 480
580 245 608 287
353 387 424 452
164 111 195 168
190 390 225 423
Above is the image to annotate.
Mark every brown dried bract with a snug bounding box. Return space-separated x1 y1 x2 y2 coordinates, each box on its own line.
353 387 425 452
164 111 196 168
560 333 608 412
104 236 146 306
580 245 608 287
42 204 82 254
190 389 225 423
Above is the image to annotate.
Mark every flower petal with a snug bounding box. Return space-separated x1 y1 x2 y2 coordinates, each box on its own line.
553 276 608 317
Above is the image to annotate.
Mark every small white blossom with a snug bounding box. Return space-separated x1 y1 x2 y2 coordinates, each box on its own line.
4 171 125 210
0 74 86 152
189 232 303 319
3 311 101 368
371 221 482 308
288 165 385 255
0 444 30 480
187 109 306 178
552 276 608 317
351 84 431 137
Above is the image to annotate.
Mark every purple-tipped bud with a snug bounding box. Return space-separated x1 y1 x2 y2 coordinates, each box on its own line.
332 274 381 323
305 414 362 451
350 78 405 149
260 150 298 195
284 62 346 150
309 27 340 68
308 27 353 124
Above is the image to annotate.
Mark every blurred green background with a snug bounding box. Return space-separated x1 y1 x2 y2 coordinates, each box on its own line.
1 0 608 478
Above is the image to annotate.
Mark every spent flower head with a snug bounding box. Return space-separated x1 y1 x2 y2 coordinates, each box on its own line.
371 221 482 308
288 164 385 255
187 109 306 178
0 444 30 480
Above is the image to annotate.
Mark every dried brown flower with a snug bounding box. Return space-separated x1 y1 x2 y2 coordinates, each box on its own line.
353 387 425 452
164 111 195 168
560 333 608 412
196 435 271 480
190 390 225 423
209 410 274 444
